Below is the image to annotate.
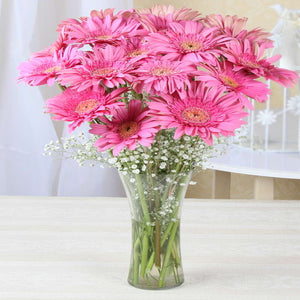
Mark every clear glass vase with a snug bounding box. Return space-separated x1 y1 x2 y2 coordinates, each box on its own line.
120 172 192 289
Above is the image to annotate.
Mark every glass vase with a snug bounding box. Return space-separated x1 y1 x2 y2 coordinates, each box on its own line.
120 172 192 289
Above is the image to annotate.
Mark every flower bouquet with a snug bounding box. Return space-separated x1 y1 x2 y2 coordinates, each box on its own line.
18 5 297 289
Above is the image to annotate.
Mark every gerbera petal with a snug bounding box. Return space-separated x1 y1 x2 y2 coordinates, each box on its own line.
90 99 160 156
148 81 248 144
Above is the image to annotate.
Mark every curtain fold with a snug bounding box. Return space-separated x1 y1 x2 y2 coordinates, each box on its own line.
0 0 131 196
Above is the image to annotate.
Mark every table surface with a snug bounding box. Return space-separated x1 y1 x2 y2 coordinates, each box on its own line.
210 145 300 179
0 196 300 300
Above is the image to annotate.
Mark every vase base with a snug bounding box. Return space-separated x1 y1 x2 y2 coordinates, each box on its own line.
127 278 184 290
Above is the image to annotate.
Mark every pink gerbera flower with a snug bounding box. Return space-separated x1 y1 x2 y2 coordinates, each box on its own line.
137 5 202 33
122 37 152 61
18 56 62 86
224 39 298 86
59 45 137 91
18 45 79 86
139 13 174 33
46 87 127 132
90 8 116 19
57 17 83 35
147 20 230 63
89 99 160 156
65 14 140 46
197 60 270 108
204 14 272 46
148 82 247 145
205 14 248 37
90 8 138 21
138 5 201 21
133 58 196 94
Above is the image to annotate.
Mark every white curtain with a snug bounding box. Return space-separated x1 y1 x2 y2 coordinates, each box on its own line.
0 0 132 196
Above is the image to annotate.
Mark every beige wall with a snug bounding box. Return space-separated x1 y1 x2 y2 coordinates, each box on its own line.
133 0 300 199
134 0 299 31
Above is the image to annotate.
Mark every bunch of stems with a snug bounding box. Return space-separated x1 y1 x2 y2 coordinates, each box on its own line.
121 171 191 289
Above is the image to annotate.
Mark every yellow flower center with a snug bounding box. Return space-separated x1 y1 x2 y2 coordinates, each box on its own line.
180 40 202 52
151 67 175 76
44 66 62 73
128 49 146 57
181 107 210 124
243 60 260 68
75 99 99 115
96 35 111 40
93 68 114 76
219 75 239 88
240 56 261 68
119 121 139 139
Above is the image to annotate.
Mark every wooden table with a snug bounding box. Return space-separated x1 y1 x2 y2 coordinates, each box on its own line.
0 196 300 300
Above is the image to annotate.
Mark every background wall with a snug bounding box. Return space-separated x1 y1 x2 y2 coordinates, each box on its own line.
134 0 300 199
134 0 298 29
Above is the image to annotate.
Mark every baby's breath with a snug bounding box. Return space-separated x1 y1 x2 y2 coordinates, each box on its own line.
43 129 227 175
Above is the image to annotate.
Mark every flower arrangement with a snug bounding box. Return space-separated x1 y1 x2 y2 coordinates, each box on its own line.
18 5 298 289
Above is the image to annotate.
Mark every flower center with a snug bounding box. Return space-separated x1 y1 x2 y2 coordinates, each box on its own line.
96 35 112 40
181 107 210 124
180 40 202 52
219 75 239 88
151 67 175 76
128 49 146 57
44 65 62 73
75 99 99 115
241 60 260 68
119 121 139 139
92 67 115 76
240 54 261 68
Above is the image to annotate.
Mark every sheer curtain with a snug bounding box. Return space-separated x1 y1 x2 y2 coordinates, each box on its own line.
0 0 132 196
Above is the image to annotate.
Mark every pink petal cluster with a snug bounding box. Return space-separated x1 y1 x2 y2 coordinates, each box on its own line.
90 100 160 156
133 59 196 94
204 14 272 45
147 21 230 63
148 82 248 144
137 5 202 33
58 45 138 91
121 37 152 61
137 5 201 21
197 60 270 108
224 40 298 87
18 45 79 86
17 5 299 155
46 87 127 132
65 14 140 46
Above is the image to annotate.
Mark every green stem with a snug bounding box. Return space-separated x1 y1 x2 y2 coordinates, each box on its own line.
154 221 161 267
171 245 180 266
132 174 154 282
140 231 149 278
57 83 66 91
133 232 141 285
160 174 175 203
145 251 155 272
154 189 161 268
158 221 179 287
172 263 180 284
134 175 151 224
